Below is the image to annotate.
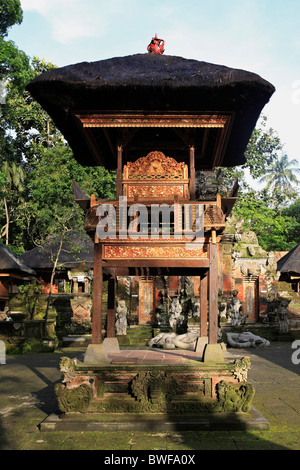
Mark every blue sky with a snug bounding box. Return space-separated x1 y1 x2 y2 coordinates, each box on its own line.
7 0 300 170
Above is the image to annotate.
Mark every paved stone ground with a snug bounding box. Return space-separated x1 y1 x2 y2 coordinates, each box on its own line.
0 342 299 451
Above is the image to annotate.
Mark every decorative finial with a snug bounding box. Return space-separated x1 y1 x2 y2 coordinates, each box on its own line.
147 33 165 55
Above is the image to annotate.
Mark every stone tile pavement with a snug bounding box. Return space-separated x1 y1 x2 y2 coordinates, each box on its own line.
108 347 202 364
0 342 299 451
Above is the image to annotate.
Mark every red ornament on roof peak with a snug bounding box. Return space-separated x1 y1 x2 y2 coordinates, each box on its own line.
147 34 165 54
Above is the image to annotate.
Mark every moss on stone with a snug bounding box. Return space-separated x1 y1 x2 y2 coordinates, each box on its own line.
55 383 92 413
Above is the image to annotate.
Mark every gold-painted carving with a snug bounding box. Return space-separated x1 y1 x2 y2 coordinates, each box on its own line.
123 151 189 200
76 113 229 129
103 245 207 259
127 184 185 198
124 151 188 180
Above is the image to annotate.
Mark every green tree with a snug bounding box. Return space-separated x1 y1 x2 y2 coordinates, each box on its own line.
281 198 300 246
221 116 285 195
258 153 300 205
0 0 22 36
244 116 283 179
0 0 31 92
1 160 24 245
0 57 58 169
21 143 115 333
233 190 299 251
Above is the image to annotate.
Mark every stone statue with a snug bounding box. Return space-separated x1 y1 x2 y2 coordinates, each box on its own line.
219 298 228 322
169 297 184 329
266 292 277 322
226 332 270 348
267 251 277 272
184 276 194 297
229 291 247 326
278 298 290 333
148 331 199 350
115 300 128 335
193 299 200 318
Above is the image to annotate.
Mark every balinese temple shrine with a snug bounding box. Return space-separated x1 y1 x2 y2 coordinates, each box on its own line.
27 37 275 427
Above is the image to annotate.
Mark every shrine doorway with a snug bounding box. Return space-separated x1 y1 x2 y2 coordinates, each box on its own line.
138 276 155 324
243 275 259 322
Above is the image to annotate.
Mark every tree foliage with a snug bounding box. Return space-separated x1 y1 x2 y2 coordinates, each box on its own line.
0 0 23 37
233 191 299 251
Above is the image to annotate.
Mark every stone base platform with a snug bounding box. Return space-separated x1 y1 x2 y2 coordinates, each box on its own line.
52 347 262 426
40 406 269 432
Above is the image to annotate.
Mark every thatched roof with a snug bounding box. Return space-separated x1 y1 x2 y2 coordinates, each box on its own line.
26 53 275 170
277 243 300 276
19 235 94 270
0 245 36 277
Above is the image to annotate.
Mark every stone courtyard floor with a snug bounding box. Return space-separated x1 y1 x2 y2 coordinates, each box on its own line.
0 342 299 452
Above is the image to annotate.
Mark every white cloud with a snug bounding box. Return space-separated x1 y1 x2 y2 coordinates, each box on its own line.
21 0 54 15
20 0 124 44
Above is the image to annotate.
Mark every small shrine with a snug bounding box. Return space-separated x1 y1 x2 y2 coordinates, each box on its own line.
27 38 275 427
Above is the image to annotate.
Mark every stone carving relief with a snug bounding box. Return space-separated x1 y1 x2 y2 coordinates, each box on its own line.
226 331 270 348
228 290 247 326
147 331 199 350
115 300 128 335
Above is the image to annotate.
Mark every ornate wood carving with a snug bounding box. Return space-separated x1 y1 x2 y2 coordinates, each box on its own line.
124 151 187 179
103 244 208 259
123 151 189 200
139 277 155 323
204 204 225 227
76 114 229 129
127 184 185 198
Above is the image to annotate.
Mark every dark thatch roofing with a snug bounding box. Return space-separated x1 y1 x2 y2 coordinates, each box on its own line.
277 243 300 276
0 245 36 277
19 235 94 270
26 53 275 169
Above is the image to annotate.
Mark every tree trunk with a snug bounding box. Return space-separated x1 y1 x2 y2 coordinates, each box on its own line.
43 233 64 337
3 197 9 245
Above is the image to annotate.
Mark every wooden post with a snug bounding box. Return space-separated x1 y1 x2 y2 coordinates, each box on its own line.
209 241 218 344
106 275 116 338
92 242 103 344
189 146 195 200
200 273 208 337
117 145 123 199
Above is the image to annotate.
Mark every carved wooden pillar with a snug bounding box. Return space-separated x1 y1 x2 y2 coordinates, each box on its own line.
117 145 123 199
209 241 218 344
92 242 103 344
189 146 195 200
107 274 116 338
200 273 208 337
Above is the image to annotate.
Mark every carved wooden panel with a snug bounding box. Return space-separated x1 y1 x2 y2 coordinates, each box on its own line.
124 151 188 179
243 277 259 322
127 184 186 199
77 114 229 129
103 244 208 259
123 151 189 200
139 277 155 323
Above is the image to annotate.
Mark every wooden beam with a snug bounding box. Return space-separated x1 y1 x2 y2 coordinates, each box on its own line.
104 129 117 159
209 242 218 344
189 146 195 200
117 145 123 199
106 274 116 338
83 128 106 166
200 274 208 337
92 243 103 344
102 259 210 268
